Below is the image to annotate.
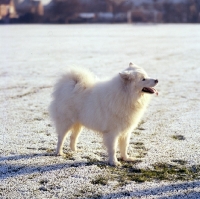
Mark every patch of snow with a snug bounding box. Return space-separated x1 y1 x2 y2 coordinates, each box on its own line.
0 24 200 198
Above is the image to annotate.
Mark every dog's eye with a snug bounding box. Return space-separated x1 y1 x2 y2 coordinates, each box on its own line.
142 78 145 81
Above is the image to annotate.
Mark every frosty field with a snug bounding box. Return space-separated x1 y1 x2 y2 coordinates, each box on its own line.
0 24 200 198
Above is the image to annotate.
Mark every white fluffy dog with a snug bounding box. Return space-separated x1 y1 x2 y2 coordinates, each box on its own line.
49 63 158 166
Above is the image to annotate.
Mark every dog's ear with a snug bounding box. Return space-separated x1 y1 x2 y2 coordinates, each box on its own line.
129 62 134 67
119 71 132 81
129 62 140 69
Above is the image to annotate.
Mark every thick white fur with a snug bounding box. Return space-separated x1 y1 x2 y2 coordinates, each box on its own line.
49 63 158 166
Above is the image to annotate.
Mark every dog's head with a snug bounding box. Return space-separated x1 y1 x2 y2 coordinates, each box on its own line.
119 63 158 95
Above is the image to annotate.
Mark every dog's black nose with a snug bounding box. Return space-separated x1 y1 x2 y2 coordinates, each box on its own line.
155 79 158 83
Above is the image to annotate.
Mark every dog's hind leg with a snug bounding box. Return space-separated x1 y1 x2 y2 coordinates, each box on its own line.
70 123 82 151
56 121 73 156
119 133 135 162
103 133 121 166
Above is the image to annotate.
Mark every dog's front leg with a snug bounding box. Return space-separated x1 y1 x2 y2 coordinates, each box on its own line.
103 133 121 166
119 133 135 162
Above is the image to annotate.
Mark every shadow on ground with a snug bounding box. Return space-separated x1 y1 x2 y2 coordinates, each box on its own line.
0 153 84 180
1 153 200 198
86 181 200 199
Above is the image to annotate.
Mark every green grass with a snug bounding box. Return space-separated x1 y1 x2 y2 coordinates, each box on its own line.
78 141 200 185
132 142 144 145
92 161 200 185
133 131 140 135
134 146 146 150
46 148 54 153
171 159 187 165
34 117 43 121
91 175 109 185
172 135 186 140
137 127 146 130
62 152 74 160
84 156 100 165
131 142 147 158
137 120 145 128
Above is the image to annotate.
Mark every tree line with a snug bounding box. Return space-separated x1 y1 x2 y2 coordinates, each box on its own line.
1 0 200 24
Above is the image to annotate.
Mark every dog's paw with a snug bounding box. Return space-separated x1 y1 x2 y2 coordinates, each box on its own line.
122 156 135 162
56 151 64 156
70 144 77 152
109 160 122 167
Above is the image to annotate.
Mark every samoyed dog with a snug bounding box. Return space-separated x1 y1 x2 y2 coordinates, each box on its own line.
49 63 158 166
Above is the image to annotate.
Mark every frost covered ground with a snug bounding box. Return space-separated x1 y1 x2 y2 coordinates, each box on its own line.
0 24 200 198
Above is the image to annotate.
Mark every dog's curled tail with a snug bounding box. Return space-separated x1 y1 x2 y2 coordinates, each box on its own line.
49 67 96 123
68 67 96 90
52 67 96 98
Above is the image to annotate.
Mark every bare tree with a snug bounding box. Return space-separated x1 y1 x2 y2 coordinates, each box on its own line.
49 0 80 23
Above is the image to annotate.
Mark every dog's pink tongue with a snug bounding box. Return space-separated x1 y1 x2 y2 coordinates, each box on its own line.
155 91 158 96
153 88 158 96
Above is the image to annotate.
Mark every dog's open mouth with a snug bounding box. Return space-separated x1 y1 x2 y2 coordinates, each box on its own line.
142 87 158 95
